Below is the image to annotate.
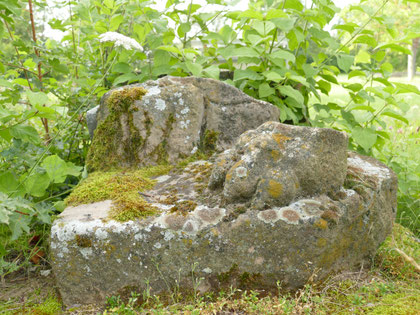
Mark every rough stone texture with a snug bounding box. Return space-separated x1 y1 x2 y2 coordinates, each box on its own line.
88 76 279 168
86 106 99 139
50 122 397 307
209 121 348 208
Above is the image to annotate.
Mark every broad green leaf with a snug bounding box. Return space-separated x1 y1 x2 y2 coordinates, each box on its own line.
351 126 377 151
381 62 393 74
41 155 82 184
263 71 283 82
270 49 296 62
317 80 331 95
278 85 304 104
10 125 40 144
238 10 263 20
337 54 354 73
157 45 182 55
354 50 371 64
185 62 203 76
203 65 219 80
233 47 260 58
344 83 363 92
110 14 123 31
354 34 377 47
0 172 19 195
348 70 366 79
233 69 263 81
112 62 131 73
9 212 32 241
302 64 317 78
24 172 50 197
252 21 275 36
0 78 13 88
271 17 296 32
113 73 137 85
259 83 275 98
380 110 409 124
379 43 411 55
284 0 304 11
266 9 287 20
26 91 49 107
350 105 375 112
393 82 420 95
247 34 265 46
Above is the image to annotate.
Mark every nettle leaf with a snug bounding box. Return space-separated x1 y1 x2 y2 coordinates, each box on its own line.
26 91 49 107
259 83 275 98
10 125 40 144
41 155 82 184
337 54 354 73
351 126 377 151
278 85 304 104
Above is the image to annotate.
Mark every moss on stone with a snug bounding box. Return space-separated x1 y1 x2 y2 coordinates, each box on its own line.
170 200 197 216
200 129 219 153
65 165 172 221
86 86 147 171
75 235 92 248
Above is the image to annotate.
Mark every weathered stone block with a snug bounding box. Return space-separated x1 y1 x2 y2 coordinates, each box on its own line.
50 122 397 307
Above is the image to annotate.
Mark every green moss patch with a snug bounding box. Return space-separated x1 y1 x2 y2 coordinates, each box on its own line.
86 86 147 171
65 165 172 221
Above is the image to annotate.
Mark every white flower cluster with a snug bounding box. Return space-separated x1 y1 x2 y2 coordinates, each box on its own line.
99 32 143 51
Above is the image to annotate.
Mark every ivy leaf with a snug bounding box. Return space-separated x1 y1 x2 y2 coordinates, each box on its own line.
10 125 40 144
351 127 377 151
278 85 304 104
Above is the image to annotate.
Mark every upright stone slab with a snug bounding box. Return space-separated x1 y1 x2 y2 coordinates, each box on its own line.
86 76 279 170
50 122 397 307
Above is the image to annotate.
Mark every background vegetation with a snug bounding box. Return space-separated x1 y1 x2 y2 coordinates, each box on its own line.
0 0 419 313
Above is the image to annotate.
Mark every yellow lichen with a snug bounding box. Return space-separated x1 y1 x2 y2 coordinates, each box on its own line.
268 180 283 198
271 150 281 160
272 133 291 149
314 218 328 230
